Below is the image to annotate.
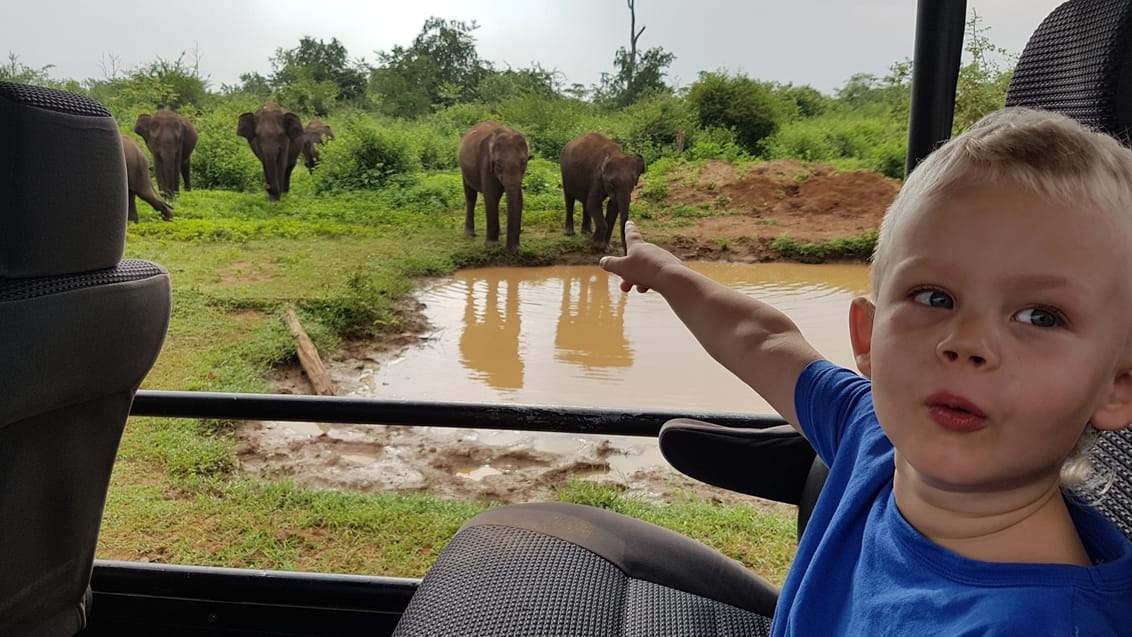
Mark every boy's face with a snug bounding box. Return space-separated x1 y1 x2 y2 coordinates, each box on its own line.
851 184 1132 493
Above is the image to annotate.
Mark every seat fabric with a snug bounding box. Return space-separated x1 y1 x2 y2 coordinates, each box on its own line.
0 82 171 636
392 503 776 637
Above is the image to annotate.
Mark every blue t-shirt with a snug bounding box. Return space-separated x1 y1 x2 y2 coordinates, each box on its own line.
770 359 1132 636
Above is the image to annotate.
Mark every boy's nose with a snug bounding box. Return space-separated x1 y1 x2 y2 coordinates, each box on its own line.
937 319 998 369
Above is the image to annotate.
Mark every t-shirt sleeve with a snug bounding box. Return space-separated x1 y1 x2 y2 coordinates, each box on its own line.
793 359 875 466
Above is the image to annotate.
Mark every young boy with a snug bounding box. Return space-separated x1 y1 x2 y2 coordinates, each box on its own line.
600 108 1132 635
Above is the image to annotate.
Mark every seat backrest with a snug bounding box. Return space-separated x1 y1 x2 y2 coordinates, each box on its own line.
1005 0 1132 143
0 82 171 636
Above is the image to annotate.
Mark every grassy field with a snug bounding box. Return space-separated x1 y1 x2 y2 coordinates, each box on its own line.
102 160 814 586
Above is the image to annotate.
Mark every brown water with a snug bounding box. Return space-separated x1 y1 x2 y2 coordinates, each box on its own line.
345 262 871 414
263 262 873 495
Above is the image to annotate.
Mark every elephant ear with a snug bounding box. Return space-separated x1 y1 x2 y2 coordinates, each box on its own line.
237 113 256 140
134 114 152 141
634 154 646 175
284 112 305 141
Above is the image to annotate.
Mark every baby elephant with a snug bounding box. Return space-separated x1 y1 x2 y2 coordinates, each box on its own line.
121 134 173 222
560 133 646 254
458 121 530 253
301 120 335 174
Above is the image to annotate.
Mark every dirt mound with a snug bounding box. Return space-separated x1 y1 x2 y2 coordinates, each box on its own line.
649 160 900 261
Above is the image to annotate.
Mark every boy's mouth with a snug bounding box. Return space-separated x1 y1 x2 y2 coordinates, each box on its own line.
925 392 986 432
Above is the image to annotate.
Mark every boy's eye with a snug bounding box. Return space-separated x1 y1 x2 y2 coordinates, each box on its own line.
912 289 954 309
1014 307 1060 328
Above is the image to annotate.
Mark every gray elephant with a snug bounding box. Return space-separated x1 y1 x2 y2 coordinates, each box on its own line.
458 121 529 253
134 110 198 200
237 102 304 202
120 134 173 222
301 120 335 174
560 133 646 254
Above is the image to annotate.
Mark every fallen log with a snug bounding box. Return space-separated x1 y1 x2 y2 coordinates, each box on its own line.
282 307 337 396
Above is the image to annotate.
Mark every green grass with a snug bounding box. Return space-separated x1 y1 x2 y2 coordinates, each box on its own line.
104 163 812 587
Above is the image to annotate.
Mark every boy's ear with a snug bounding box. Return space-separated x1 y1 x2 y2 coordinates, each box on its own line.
1090 368 1132 432
849 297 876 378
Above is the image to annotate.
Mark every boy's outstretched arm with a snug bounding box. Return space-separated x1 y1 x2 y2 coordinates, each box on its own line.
601 221 822 430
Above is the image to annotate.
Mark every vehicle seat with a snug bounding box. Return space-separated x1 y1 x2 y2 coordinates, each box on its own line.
0 82 172 636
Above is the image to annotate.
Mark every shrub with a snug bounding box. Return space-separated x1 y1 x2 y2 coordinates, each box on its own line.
313 113 419 192
687 72 792 155
491 95 596 160
190 96 264 192
761 114 907 177
605 94 695 163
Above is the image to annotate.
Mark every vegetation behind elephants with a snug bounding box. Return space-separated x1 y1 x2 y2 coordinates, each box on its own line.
4 12 1011 587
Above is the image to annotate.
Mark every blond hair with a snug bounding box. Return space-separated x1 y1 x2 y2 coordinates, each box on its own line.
870 108 1132 497
872 107 1132 295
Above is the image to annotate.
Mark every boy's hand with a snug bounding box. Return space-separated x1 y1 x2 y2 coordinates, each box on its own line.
599 221 683 294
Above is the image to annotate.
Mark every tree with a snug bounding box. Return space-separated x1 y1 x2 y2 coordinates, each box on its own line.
477 64 562 103
270 37 369 108
952 10 1016 133
370 17 488 118
594 0 674 107
225 71 272 98
1 53 56 86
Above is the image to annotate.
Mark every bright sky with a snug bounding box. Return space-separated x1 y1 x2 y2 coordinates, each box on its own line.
7 0 1066 95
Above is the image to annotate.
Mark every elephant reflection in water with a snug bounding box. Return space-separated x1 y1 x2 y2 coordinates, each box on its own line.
459 273 524 390
555 272 632 369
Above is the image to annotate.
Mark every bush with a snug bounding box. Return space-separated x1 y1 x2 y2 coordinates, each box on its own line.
761 114 907 178
687 72 792 155
313 113 419 192
190 96 264 192
685 126 753 163
491 95 596 160
605 94 695 164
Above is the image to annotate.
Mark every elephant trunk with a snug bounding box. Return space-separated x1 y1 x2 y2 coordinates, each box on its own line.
153 149 181 199
505 185 523 253
614 190 632 255
264 149 287 203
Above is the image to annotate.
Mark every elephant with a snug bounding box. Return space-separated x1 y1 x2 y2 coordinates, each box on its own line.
237 102 304 202
301 120 335 174
560 132 647 254
133 110 197 200
120 134 173 222
458 121 529 253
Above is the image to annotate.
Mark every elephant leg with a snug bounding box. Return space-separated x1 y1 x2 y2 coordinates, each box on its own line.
587 193 608 248
181 157 192 191
604 199 621 251
463 182 478 238
283 159 297 193
484 189 503 248
581 198 594 235
137 188 174 221
127 194 139 223
564 192 577 236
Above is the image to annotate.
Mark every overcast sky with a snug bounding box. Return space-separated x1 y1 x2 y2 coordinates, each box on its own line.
7 0 1065 95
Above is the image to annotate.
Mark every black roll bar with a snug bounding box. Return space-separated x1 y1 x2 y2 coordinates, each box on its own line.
906 0 967 175
131 390 787 436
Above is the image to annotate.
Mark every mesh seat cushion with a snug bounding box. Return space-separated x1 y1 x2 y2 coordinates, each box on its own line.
392 503 777 637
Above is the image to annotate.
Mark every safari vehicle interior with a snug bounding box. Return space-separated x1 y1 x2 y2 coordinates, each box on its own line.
2 0 1131 634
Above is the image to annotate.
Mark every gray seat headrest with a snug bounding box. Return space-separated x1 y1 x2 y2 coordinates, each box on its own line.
0 82 127 278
